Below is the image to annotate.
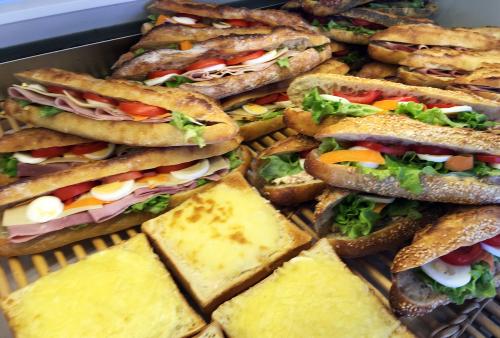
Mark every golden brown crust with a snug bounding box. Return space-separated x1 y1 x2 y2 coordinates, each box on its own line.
0 138 242 206
341 7 434 27
453 66 500 88
4 99 238 147
0 174 17 186
287 73 500 120
325 29 371 45
461 26 500 39
221 82 290 110
367 1 438 18
299 0 373 16
367 43 410 65
392 206 500 273
283 107 342 137
397 67 453 88
305 150 500 205
0 128 90 153
357 62 398 80
239 117 285 142
306 58 350 76
400 49 500 72
329 41 348 54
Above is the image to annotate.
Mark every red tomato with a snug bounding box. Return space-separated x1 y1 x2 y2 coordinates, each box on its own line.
476 154 500 164
185 58 226 71
71 142 108 155
102 171 143 184
356 141 408 156
31 146 70 158
46 85 82 99
332 90 382 104
224 19 252 27
350 18 386 30
147 69 182 79
141 171 157 178
118 102 168 117
82 92 118 105
426 103 455 108
53 181 97 201
156 162 195 173
383 96 419 103
412 145 454 155
254 93 280 105
276 93 289 101
440 244 485 266
226 50 266 66
484 234 500 247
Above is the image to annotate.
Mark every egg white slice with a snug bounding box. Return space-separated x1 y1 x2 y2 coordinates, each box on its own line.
243 50 278 66
440 105 473 114
212 21 231 29
171 159 210 180
421 258 471 288
171 16 197 25
359 194 395 204
490 163 500 169
319 94 350 104
481 242 500 257
83 144 115 160
90 180 135 202
197 63 226 73
416 154 451 162
13 152 47 164
348 146 380 169
26 196 64 223
144 73 179 86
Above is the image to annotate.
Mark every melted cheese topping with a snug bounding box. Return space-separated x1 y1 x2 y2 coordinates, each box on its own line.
1 235 203 338
213 240 404 338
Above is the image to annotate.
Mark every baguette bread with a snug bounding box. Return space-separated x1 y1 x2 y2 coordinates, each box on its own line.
357 62 399 80
450 66 500 102
250 135 326 206
142 172 312 313
390 206 500 316
1 234 205 337
193 323 224 338
213 238 414 338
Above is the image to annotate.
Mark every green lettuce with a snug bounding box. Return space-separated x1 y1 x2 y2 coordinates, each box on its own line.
318 138 343 154
313 19 376 35
303 88 380 123
170 111 205 147
225 150 242 170
260 109 283 120
164 75 193 88
196 178 209 187
383 199 422 220
418 261 496 304
332 194 381 239
368 0 425 8
339 50 370 70
39 105 62 117
133 48 146 56
471 161 500 177
0 154 18 177
17 99 30 107
276 57 290 68
126 194 170 215
454 110 497 130
259 153 303 182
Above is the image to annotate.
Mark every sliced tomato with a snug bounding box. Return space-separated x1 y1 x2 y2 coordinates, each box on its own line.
53 181 97 201
355 141 408 156
156 162 195 173
484 234 500 247
82 92 118 105
440 244 485 266
426 103 455 108
147 69 182 79
185 58 226 71
226 50 266 66
383 96 419 103
276 93 289 101
254 93 280 105
31 146 70 158
118 102 168 117
224 19 252 27
332 90 382 104
476 154 500 164
350 18 386 30
102 171 143 184
46 85 82 99
412 145 454 155
71 142 108 155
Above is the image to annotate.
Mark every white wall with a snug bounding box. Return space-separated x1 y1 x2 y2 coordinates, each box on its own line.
435 0 500 27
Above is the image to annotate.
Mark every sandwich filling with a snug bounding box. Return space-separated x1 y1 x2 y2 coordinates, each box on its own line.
8 83 207 146
367 0 429 9
302 87 498 131
416 235 499 304
1 150 243 243
0 142 115 178
258 151 315 186
371 40 470 53
312 16 385 37
317 138 499 194
226 92 291 126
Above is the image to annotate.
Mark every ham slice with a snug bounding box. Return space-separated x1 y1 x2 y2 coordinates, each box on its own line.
8 86 172 123
416 68 468 77
375 41 470 53
17 163 73 177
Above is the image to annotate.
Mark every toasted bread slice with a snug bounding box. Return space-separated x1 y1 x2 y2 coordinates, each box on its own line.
193 323 224 338
142 172 312 313
1 234 205 337
0 128 90 153
213 238 413 337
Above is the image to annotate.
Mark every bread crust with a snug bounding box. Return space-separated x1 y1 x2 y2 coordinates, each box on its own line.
392 206 500 273
341 7 433 27
0 146 251 257
4 99 237 147
298 0 373 15
453 66 500 88
284 107 342 137
307 58 350 76
357 62 398 80
239 117 285 142
367 43 410 65
400 49 500 72
398 67 453 88
0 128 90 153
221 82 290 111
325 29 371 45
370 1 438 18
305 150 500 204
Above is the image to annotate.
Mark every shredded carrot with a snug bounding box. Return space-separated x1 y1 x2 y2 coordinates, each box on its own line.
180 40 193 50
319 149 385 165
155 15 169 26
372 100 399 111
64 197 103 210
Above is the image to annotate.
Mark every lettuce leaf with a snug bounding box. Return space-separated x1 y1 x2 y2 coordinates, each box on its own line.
454 110 498 130
164 75 193 88
333 194 381 239
0 154 17 177
126 194 170 215
259 153 303 182
170 111 205 147
39 105 62 117
260 109 283 120
276 57 290 68
368 0 425 8
318 137 343 154
418 261 496 304
225 149 242 170
313 19 376 35
471 161 500 177
196 178 209 187
17 99 30 107
382 199 422 220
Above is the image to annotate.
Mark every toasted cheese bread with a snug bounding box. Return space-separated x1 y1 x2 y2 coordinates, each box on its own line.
212 238 413 338
193 323 225 338
142 172 312 313
1 234 205 338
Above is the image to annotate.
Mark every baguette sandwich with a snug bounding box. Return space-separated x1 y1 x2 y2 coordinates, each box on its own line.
5 68 237 147
398 49 500 88
284 74 499 137
142 172 312 313
360 0 438 17
304 114 500 204
368 24 496 64
449 66 500 103
314 188 439 257
0 139 251 256
357 61 399 80
213 238 414 337
390 206 500 316
111 27 331 99
283 0 374 16
1 234 206 337
250 135 326 206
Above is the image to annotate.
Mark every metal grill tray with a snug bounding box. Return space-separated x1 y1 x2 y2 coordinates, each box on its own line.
0 33 498 338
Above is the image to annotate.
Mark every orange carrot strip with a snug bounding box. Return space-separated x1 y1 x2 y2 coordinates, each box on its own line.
319 149 385 165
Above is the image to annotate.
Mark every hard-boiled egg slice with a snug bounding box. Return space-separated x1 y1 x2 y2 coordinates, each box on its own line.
26 196 64 223
421 258 471 288
358 194 395 204
212 21 231 29
416 153 451 162
242 104 268 115
198 63 226 73
299 158 306 169
13 152 47 164
319 94 350 104
90 179 135 202
243 50 278 66
348 146 380 168
171 16 197 25
274 100 293 108
440 105 473 114
170 159 210 180
481 242 500 257
490 163 500 169
26 83 47 92
83 144 115 160
144 73 179 86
